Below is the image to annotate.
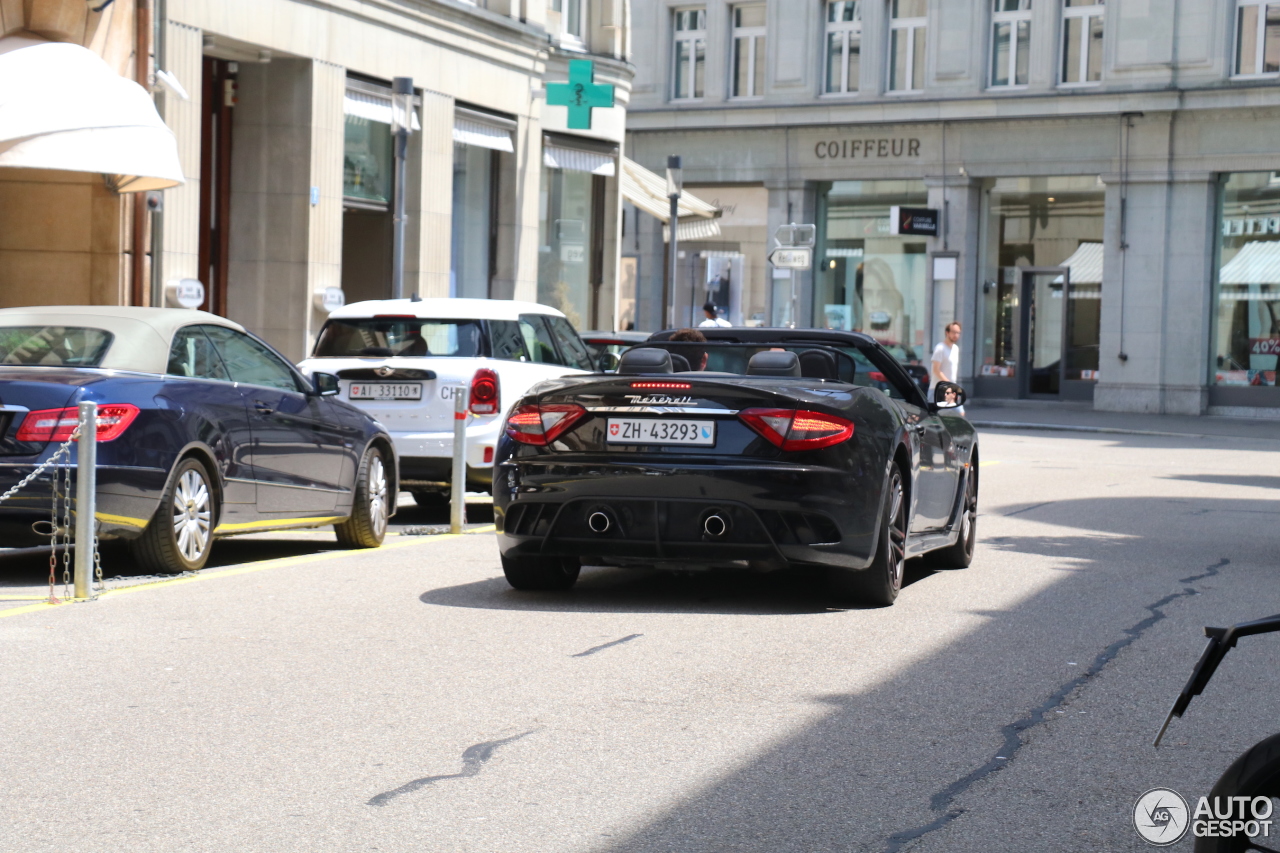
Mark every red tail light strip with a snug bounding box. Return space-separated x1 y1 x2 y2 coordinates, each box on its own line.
15 404 141 443
630 382 692 390
738 407 854 452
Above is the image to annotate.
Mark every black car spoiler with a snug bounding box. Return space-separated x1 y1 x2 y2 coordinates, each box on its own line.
621 341 860 380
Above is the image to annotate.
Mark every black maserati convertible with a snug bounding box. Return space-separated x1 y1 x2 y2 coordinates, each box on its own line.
0 307 396 573
493 328 979 606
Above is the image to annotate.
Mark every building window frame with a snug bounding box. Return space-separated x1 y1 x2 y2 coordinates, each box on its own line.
824 1 863 95
990 0 1032 89
1233 0 1280 78
1060 0 1104 87
672 8 708 101
552 0 588 50
730 4 767 99
887 0 927 95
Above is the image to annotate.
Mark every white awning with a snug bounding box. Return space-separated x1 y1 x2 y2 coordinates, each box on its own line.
454 117 514 152
1052 241 1104 285
343 88 421 130
544 144 615 176
620 156 720 241
0 42 184 192
664 217 723 243
1220 241 1280 285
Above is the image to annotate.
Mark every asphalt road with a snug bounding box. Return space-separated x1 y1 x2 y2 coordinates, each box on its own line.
1 428 1279 852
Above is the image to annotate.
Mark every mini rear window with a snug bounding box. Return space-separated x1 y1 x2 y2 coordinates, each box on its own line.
0 326 114 367
313 318 487 358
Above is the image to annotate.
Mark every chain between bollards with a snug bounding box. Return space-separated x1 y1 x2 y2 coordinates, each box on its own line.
450 388 469 535
73 401 97 600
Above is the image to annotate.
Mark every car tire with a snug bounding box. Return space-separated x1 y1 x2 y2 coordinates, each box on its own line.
1194 733 1280 852
411 490 448 510
500 553 581 591
335 445 389 548
128 457 217 574
829 465 907 607
926 457 978 569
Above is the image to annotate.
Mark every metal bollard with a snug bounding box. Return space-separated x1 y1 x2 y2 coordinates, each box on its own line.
450 388 469 535
74 402 96 600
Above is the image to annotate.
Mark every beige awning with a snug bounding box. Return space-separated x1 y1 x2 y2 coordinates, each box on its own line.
0 42 184 192
621 156 720 241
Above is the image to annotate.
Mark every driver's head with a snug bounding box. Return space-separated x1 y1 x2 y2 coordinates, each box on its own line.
669 327 708 370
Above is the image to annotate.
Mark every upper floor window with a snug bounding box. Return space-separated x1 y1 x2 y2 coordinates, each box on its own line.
991 0 1031 87
1061 0 1103 85
673 9 708 100
825 1 862 94
888 0 926 93
1235 1 1280 76
731 5 767 98
552 0 586 44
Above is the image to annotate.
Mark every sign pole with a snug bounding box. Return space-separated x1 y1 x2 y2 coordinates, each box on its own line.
73 402 96 600
450 389 468 535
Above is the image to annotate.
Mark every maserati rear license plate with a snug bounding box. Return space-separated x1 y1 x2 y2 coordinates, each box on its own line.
349 382 422 401
606 418 716 446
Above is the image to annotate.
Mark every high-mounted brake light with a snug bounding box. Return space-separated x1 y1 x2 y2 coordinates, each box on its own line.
738 407 854 452
629 381 692 390
15 404 141 443
470 368 500 415
504 403 587 446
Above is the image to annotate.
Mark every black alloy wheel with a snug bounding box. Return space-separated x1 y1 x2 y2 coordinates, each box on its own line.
1195 733 1280 853
829 464 907 607
927 457 978 569
335 446 389 548
129 457 217 574
501 554 582 591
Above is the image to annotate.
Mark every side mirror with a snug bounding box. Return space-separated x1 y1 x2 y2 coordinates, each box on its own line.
933 381 966 410
312 372 340 397
597 351 621 373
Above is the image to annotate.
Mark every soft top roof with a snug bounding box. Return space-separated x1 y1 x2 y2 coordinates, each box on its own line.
328 298 567 322
0 306 245 374
647 327 879 347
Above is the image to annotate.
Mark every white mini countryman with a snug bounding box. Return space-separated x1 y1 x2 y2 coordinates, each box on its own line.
300 298 593 506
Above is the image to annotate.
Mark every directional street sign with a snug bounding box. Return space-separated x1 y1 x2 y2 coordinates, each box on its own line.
769 247 812 270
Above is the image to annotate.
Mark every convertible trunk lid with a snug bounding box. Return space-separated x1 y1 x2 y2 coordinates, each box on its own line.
0 368 92 456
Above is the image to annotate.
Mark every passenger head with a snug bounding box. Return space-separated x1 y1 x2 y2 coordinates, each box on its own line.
669 327 708 371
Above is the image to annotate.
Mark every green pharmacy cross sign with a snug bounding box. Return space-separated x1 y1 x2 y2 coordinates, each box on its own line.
546 60 615 130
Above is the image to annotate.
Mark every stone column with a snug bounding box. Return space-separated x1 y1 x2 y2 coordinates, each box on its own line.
156 20 203 295
411 89 456 300
307 60 345 344
926 175 982 387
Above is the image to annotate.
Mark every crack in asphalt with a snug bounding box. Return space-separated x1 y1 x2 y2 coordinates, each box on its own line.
1002 501 1055 517
881 557 1229 852
366 730 537 807
572 633 643 658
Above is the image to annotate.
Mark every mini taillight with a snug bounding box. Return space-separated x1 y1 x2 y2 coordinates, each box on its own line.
15 404 140 443
470 368 500 415
868 371 887 383
738 407 853 452
504 403 587 446
630 381 692 390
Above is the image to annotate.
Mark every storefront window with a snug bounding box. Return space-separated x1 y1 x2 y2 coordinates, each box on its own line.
979 177 1104 392
343 115 392 205
539 165 598 328
451 142 495 299
1213 173 1280 388
815 180 928 360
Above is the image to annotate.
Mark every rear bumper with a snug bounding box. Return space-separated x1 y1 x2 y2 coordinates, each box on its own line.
0 461 165 546
391 418 501 491
494 458 883 570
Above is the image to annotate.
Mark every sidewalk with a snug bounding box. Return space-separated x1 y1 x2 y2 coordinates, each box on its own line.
965 399 1279 441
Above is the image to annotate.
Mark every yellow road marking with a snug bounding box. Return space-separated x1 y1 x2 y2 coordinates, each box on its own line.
0 524 496 621
980 460 1002 467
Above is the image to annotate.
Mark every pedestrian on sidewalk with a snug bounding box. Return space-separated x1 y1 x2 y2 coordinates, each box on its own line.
699 302 731 328
930 322 965 416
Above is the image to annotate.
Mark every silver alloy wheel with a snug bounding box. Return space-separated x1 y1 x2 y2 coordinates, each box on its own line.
171 468 212 563
887 477 907 590
367 453 388 537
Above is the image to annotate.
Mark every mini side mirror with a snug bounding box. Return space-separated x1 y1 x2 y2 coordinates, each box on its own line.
597 351 621 373
933 381 966 410
312 372 340 397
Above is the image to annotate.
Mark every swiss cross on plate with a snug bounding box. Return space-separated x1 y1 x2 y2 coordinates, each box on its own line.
546 60 615 130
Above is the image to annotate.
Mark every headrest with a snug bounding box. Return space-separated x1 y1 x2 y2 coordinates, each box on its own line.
798 349 839 380
670 352 691 372
746 350 801 377
618 347 673 374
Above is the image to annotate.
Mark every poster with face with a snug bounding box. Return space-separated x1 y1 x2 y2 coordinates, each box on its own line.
704 254 744 325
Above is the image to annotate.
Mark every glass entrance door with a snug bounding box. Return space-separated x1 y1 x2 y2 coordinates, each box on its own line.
1021 270 1065 396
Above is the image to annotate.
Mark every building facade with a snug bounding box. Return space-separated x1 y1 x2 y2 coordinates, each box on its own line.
142 0 632 360
626 0 1280 416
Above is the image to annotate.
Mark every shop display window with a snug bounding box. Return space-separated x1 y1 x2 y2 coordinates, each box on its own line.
539 165 600 329
1213 173 1280 388
815 180 929 364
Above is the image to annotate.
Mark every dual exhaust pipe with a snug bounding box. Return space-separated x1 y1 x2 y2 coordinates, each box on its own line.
586 508 731 539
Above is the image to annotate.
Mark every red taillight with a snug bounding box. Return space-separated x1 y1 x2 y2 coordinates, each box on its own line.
738 407 854 452
470 368 500 415
630 381 693 390
15 404 140 443
504 403 587 446
868 371 887 382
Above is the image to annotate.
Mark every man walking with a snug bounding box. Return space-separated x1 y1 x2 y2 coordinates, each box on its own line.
930 322 964 415
699 302 731 328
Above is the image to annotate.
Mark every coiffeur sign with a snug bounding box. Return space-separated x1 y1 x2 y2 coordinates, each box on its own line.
814 138 922 160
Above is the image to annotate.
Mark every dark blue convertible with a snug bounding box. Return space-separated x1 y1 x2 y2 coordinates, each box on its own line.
0 307 396 572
